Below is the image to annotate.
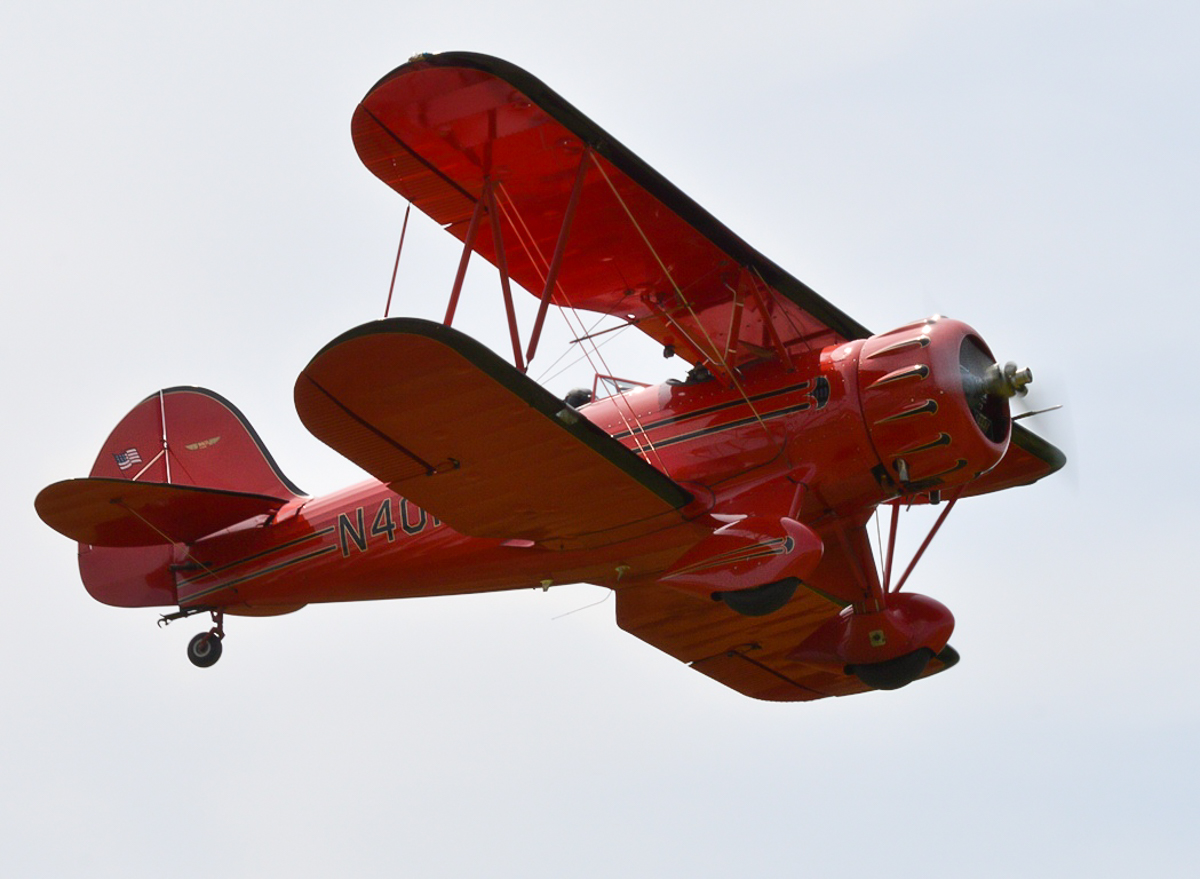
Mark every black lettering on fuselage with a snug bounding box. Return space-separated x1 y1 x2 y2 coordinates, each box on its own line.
337 497 438 558
400 498 426 535
338 507 368 557
371 498 397 542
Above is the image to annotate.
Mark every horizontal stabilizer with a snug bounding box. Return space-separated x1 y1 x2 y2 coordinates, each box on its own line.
36 478 288 547
295 318 692 545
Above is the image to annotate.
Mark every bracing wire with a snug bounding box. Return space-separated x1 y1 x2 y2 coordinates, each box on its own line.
493 181 672 475
537 322 632 388
533 309 624 385
551 588 613 621
590 159 780 449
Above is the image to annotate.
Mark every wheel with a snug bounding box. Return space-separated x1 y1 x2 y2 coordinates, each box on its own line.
187 632 223 668
847 647 935 690
715 577 799 617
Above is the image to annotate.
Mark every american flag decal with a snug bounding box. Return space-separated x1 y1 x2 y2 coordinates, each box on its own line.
113 448 142 470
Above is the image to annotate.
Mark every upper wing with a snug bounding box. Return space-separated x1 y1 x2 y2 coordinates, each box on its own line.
352 52 871 381
295 318 692 546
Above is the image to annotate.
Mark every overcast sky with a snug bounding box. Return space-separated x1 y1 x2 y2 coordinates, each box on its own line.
4 2 1197 876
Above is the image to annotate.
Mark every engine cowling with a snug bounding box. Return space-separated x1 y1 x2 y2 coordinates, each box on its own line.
856 316 1013 492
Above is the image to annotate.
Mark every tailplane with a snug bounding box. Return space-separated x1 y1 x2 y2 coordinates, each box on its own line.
36 387 304 607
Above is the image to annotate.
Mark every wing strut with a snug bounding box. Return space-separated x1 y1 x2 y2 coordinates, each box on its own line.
722 281 745 368
889 488 963 593
525 148 591 365
486 184 525 372
441 179 530 372
744 269 795 372
484 165 676 480
384 202 412 318
445 193 487 327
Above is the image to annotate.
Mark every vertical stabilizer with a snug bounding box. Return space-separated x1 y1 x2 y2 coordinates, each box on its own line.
88 387 304 499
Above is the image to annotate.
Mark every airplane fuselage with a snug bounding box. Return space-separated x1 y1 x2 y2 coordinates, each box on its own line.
170 330 910 617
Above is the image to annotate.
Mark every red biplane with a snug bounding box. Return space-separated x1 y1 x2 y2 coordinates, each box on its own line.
36 53 1064 700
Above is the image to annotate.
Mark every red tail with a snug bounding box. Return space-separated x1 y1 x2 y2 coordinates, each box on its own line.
86 387 304 498
49 388 304 608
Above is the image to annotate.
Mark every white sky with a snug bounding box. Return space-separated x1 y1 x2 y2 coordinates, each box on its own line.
4 1 1197 876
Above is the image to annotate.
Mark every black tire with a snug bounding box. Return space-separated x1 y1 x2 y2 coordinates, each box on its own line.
187 632 223 668
847 647 935 690
715 577 799 617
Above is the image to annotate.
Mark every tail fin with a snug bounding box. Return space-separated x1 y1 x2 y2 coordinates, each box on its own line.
37 387 304 608
87 386 304 498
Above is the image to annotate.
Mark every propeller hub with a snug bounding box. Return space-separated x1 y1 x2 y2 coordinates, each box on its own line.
981 361 1033 398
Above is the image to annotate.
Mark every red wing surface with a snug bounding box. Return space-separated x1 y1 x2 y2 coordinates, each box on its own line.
618 530 957 701
618 585 955 701
352 52 871 381
295 318 692 546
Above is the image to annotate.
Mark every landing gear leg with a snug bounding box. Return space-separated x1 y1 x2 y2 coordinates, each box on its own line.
186 610 225 668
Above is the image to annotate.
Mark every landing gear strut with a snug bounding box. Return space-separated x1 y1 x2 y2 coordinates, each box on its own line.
186 610 225 668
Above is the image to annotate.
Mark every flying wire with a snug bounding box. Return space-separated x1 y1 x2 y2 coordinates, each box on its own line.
551 588 613 620
590 159 781 451
111 500 223 587
532 309 622 385
493 181 672 475
537 322 631 388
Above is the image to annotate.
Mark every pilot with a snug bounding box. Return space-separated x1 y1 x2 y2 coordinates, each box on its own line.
563 388 593 408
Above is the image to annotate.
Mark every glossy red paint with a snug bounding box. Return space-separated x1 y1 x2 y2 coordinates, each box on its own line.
35 53 1065 701
661 516 823 598
789 593 956 670
858 318 1008 489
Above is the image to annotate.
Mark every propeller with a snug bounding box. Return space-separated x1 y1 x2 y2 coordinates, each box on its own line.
968 344 1076 488
959 338 1020 442
958 336 1074 485
1010 366 1077 488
